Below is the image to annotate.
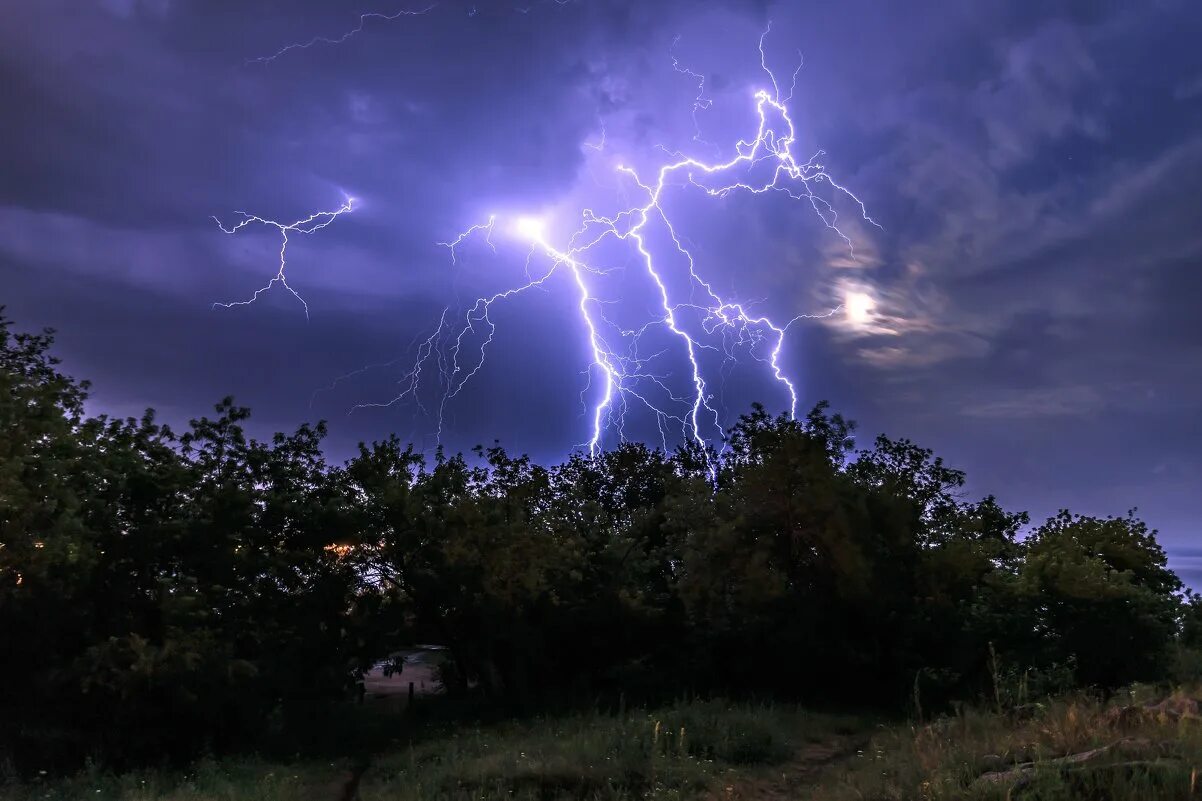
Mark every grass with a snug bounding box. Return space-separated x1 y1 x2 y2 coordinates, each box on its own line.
359 700 861 801
10 690 1202 800
1 700 859 801
0 758 351 801
802 687 1202 801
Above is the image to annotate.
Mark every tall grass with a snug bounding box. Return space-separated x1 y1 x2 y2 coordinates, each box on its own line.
3 700 858 801
806 690 1202 801
0 758 350 801
12 692 1202 800
360 700 858 801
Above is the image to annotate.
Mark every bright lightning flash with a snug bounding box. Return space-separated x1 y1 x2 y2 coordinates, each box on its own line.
513 216 547 241
364 27 879 462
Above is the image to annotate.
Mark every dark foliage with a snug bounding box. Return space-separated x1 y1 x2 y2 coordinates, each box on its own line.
0 313 1190 772
0 314 385 770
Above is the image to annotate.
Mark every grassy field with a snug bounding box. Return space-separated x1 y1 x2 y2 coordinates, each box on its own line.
8 690 1202 800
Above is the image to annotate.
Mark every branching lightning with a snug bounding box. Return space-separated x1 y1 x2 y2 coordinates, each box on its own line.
357 28 878 461
437 215 495 265
212 198 354 319
220 18 876 461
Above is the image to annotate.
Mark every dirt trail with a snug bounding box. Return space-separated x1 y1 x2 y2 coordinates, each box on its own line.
336 758 370 801
712 737 867 800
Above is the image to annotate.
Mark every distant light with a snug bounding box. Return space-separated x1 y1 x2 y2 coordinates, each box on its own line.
845 291 875 324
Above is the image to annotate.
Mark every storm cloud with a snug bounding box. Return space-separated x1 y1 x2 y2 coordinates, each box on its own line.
3 0 1200 562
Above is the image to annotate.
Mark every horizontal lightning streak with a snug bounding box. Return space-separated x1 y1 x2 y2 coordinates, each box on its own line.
249 5 437 65
248 0 580 66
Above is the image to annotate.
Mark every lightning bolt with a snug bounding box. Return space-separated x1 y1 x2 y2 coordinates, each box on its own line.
246 5 435 64
583 124 606 152
248 6 437 65
437 215 495 265
212 198 354 319
670 35 715 152
249 0 580 65
224 24 876 464
361 28 877 465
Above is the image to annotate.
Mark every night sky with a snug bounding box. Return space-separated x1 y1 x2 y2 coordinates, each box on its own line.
4 1 1201 581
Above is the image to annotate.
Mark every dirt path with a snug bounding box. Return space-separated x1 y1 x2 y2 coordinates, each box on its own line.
712 737 868 800
335 758 370 801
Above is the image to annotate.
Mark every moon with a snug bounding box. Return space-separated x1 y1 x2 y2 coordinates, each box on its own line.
845 290 876 325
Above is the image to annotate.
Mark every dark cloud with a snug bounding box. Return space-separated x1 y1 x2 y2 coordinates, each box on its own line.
2 0 1200 577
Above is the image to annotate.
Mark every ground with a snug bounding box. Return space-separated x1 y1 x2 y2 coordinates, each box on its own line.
9 688 1202 800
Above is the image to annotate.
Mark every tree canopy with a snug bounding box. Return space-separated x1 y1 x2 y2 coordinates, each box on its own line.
0 312 1193 772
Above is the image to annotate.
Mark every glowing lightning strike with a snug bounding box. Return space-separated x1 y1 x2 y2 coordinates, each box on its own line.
328 28 877 463
212 199 354 319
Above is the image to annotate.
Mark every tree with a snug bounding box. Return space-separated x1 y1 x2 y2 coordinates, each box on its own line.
1015 510 1182 689
4 308 1193 771
0 314 372 770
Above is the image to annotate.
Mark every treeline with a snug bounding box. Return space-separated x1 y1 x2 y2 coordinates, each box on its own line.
2 313 1199 772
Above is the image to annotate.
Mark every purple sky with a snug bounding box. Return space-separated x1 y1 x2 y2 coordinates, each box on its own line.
3 0 1201 581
